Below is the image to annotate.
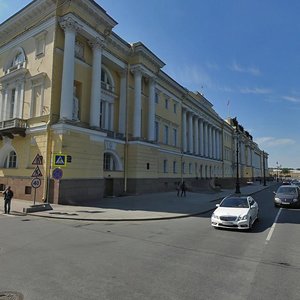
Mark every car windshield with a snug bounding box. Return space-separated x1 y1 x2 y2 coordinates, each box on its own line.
220 197 249 208
277 187 297 195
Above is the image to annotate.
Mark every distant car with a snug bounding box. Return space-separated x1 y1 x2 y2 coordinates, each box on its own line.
282 181 291 185
273 185 300 208
211 196 259 230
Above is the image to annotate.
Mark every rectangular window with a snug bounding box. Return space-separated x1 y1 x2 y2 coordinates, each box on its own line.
173 161 177 173
174 103 177 114
189 163 192 174
32 85 42 117
164 125 169 144
155 93 159 104
9 88 15 119
165 98 169 109
155 121 159 142
35 31 47 57
163 159 168 173
173 128 177 146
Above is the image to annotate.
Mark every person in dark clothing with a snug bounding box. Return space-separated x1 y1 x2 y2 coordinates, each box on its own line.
181 181 187 197
176 182 181 197
3 186 13 214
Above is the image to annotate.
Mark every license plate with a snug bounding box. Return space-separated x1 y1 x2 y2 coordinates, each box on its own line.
281 202 290 205
222 221 233 225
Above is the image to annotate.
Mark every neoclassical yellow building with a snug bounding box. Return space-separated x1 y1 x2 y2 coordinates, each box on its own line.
0 0 268 204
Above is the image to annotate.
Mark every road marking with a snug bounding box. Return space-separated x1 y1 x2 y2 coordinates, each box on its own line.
266 208 282 243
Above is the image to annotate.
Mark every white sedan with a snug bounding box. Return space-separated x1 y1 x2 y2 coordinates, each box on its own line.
211 196 259 230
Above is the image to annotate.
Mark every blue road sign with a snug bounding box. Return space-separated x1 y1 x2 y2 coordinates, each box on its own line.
52 168 63 180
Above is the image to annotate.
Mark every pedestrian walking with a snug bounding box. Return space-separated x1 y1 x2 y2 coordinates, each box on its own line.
181 181 187 197
176 182 181 197
3 186 13 214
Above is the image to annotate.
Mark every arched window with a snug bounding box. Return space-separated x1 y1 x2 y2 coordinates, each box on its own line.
101 67 114 92
6 48 26 73
103 153 116 171
4 151 17 168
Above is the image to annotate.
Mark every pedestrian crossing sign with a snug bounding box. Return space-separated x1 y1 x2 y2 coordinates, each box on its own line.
53 154 67 167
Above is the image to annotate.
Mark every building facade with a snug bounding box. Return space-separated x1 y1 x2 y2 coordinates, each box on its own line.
0 0 268 204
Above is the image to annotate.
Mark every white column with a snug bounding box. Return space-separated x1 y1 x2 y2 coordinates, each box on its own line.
118 69 127 134
0 89 4 121
59 17 79 120
212 127 216 159
194 117 199 155
3 88 9 120
182 109 187 152
18 82 25 119
188 112 193 153
148 77 156 141
13 83 19 118
216 130 220 160
89 36 105 127
132 67 142 138
199 119 204 156
209 125 213 158
204 122 208 157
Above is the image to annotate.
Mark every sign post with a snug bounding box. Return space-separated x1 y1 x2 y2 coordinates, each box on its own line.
31 154 43 205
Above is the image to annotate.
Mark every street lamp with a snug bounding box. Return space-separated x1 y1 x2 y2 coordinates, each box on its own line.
235 131 241 194
276 161 279 182
263 151 266 186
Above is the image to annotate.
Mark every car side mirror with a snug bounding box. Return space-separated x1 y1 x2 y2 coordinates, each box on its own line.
216 204 220 207
273 191 276 194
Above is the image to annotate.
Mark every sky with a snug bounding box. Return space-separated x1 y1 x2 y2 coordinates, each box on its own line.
1 0 300 168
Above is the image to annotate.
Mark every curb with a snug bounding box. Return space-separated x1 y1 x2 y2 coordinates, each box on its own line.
5 185 272 222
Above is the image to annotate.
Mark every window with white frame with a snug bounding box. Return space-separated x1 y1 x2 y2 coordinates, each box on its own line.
164 125 169 144
103 153 116 171
173 103 177 114
165 98 169 109
173 161 177 173
101 67 114 92
35 31 47 57
173 128 177 146
163 159 168 173
30 74 45 118
4 150 17 168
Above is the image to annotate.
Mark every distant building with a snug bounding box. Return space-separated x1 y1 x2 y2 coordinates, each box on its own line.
0 0 268 204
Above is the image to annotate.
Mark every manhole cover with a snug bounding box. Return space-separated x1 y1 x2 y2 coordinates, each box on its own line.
0 291 24 300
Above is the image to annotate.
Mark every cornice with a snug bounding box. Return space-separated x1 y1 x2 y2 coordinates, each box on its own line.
131 42 165 70
0 0 56 48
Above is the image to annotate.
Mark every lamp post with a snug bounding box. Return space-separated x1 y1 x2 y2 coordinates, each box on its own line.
276 161 279 182
235 132 241 194
263 151 266 186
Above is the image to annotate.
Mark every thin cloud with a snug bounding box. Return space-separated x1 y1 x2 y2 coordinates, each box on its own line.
282 95 300 103
230 61 261 76
240 87 272 94
255 137 296 147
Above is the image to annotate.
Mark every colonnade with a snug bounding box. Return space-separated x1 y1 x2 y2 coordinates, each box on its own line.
182 109 222 160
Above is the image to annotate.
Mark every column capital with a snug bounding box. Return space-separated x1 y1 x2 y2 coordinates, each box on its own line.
89 36 106 50
59 16 81 33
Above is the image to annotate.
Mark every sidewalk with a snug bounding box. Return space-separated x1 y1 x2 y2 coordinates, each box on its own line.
1 182 276 221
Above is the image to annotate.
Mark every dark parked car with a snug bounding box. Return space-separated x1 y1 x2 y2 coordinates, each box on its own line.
274 185 300 208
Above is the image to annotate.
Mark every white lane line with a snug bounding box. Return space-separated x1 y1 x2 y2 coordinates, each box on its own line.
266 208 282 243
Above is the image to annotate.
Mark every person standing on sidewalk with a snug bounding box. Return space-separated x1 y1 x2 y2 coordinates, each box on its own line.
3 186 13 214
181 181 187 197
176 182 181 197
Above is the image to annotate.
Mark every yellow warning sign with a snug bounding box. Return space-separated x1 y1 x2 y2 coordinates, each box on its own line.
53 154 67 167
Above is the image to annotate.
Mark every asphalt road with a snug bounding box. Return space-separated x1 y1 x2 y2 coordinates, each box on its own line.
0 186 299 300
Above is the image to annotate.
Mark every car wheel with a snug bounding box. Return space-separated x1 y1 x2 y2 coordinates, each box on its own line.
256 211 259 222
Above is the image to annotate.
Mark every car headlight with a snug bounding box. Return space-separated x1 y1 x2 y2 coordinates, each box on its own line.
237 215 248 221
212 213 219 219
275 197 280 201
293 198 298 202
